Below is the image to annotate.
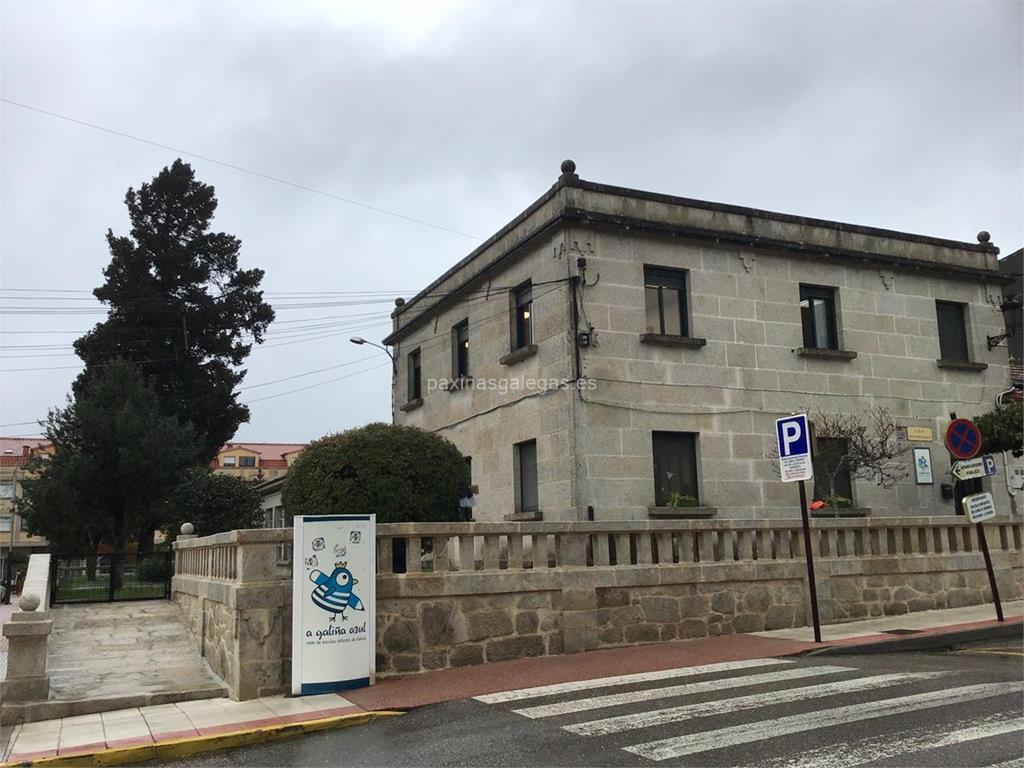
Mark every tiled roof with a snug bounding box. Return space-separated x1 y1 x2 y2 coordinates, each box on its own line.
218 442 306 462
0 436 49 467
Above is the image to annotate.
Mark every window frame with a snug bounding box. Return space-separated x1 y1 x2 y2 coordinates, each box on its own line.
651 431 700 507
644 265 690 337
407 347 422 402
238 455 256 468
452 319 470 379
812 436 854 504
935 300 970 363
511 281 534 351
799 284 839 351
222 456 237 467
514 439 539 513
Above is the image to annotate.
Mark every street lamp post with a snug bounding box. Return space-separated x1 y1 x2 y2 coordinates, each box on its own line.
350 337 397 422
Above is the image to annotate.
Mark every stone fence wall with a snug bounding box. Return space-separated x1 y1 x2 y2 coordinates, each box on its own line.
171 517 1023 700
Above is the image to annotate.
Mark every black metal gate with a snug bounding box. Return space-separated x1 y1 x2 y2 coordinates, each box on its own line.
50 551 173 605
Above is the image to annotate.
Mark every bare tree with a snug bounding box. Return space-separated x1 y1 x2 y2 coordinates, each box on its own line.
809 407 910 507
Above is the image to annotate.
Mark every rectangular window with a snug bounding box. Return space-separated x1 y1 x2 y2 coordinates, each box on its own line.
239 456 256 467
644 266 688 336
222 456 236 467
452 319 470 379
813 437 853 503
0 482 14 499
263 508 275 528
514 439 539 513
512 282 533 350
936 300 970 362
652 431 699 506
0 515 11 533
800 284 839 350
407 348 422 402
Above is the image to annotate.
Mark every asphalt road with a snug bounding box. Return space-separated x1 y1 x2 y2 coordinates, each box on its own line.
172 648 1024 768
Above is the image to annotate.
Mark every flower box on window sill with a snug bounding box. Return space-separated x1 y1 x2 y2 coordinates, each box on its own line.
648 505 717 519
797 347 857 361
504 510 542 522
639 334 707 349
444 377 473 393
810 506 871 518
936 359 988 372
500 345 538 366
399 397 423 413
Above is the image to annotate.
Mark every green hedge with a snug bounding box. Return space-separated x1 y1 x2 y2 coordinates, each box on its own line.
282 422 469 524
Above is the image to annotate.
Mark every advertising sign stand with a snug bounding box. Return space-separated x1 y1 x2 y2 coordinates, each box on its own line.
292 514 377 695
775 414 822 643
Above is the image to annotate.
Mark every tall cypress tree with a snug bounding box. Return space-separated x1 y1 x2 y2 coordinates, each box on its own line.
74 160 275 462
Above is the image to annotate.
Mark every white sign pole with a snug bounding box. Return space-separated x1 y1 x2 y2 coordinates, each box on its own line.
292 515 376 695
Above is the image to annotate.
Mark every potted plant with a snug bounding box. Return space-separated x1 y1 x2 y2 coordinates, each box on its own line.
667 492 699 508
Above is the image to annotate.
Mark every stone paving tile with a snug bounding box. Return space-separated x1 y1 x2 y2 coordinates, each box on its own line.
301 693 356 711
139 704 199 741
58 714 105 751
259 695 321 717
101 709 152 746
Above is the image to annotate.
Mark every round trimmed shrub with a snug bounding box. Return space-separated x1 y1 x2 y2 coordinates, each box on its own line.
282 423 469 523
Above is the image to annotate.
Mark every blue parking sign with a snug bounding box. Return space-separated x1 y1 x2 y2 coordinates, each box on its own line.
776 414 813 482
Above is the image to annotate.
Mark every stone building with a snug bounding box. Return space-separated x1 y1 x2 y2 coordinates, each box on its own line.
0 437 53 568
385 161 1014 521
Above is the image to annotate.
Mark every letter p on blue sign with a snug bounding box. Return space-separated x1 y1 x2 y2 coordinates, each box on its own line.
776 414 813 482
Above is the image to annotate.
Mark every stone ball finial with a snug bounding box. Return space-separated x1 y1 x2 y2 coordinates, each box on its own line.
977 230 991 244
394 297 406 307
180 522 195 535
560 159 576 175
19 593 40 612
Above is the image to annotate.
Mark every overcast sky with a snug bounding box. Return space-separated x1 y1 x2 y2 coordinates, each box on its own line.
1 0 1021 444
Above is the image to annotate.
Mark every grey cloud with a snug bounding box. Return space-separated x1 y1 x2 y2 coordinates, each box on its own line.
1 0 1020 441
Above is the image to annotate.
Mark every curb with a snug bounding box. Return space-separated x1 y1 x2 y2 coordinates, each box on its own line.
807 618 1024 656
1 710 403 767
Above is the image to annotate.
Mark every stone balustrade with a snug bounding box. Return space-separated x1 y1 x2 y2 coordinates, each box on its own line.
375 517 1024 572
171 517 1023 701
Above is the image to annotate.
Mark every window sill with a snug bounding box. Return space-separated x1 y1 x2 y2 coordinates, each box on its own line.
810 507 871 518
797 347 857 361
936 359 988 372
444 377 473 393
500 345 538 366
399 397 423 412
648 505 718 519
504 510 542 522
639 334 707 349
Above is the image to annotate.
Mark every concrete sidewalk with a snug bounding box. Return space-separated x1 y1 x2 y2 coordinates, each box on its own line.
1 692 382 764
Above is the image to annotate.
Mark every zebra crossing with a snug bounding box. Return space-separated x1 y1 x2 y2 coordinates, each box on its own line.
473 657 1024 765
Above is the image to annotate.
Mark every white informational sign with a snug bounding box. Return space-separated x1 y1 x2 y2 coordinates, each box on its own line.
292 515 376 696
964 492 996 524
775 414 813 483
953 455 997 481
913 447 933 485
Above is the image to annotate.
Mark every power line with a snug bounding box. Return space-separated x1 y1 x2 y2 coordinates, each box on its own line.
1 98 482 241
244 360 392 404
